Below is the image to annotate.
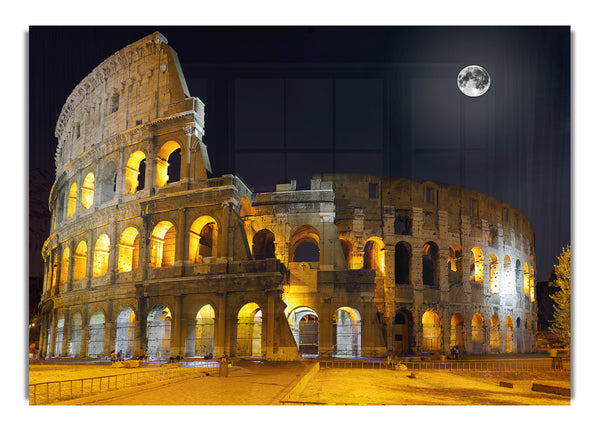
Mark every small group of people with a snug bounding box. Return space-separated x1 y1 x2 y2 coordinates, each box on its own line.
449 345 461 360
110 350 125 363
137 348 149 365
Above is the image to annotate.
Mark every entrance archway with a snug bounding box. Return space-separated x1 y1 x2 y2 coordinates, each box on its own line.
505 316 514 353
393 310 410 355
288 306 319 356
115 307 135 359
450 313 465 350
422 310 442 352
237 303 262 357
490 315 500 353
147 305 172 361
68 312 82 357
471 313 484 354
333 307 361 357
54 315 64 356
185 304 215 357
88 310 105 357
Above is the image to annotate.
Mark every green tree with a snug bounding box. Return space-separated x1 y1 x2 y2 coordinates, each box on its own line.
549 245 571 348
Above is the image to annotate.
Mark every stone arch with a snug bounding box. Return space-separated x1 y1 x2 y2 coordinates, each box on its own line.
505 316 514 353
339 238 353 269
88 310 106 357
189 215 218 264
67 181 77 220
115 306 136 359
290 225 320 263
81 172 95 210
447 244 463 284
471 313 484 354
59 247 70 286
125 150 146 195
252 229 276 260
73 241 87 281
151 221 177 268
529 268 536 302
490 314 501 353
489 254 500 294
422 309 442 352
118 227 140 272
333 307 361 357
185 304 215 358
422 241 439 286
363 237 385 276
450 313 465 350
68 312 82 357
156 140 182 187
395 241 411 285
147 305 172 361
236 302 262 357
92 234 110 277
502 255 514 294
523 262 530 298
516 317 523 353
100 161 117 203
393 309 412 355
469 247 484 284
54 314 65 356
287 306 319 356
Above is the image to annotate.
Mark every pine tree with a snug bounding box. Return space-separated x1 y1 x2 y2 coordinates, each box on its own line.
549 245 571 348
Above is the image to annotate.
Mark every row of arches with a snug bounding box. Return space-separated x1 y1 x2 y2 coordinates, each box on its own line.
57 141 182 224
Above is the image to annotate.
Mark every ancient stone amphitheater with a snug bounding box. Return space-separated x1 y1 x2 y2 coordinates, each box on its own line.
39 32 537 361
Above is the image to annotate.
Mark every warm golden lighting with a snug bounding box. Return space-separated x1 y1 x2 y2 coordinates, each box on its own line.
67 182 77 220
73 241 87 281
189 216 218 264
489 254 500 294
523 262 530 297
150 221 176 268
156 141 181 188
125 151 146 195
59 247 70 285
92 234 110 277
81 172 95 210
470 247 484 283
118 227 140 272
490 314 500 351
505 316 514 353
237 302 262 357
422 310 442 352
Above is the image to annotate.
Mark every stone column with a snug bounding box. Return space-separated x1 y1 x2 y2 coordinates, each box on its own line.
61 308 70 357
106 300 115 357
319 298 333 357
214 293 228 357
145 143 157 195
66 240 75 292
134 295 148 353
176 208 187 271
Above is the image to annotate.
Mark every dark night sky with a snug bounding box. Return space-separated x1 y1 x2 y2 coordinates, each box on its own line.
28 26 570 288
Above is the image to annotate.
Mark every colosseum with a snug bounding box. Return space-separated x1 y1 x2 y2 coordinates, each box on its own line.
38 32 537 362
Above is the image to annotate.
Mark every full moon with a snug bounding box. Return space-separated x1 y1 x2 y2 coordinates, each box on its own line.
457 65 491 97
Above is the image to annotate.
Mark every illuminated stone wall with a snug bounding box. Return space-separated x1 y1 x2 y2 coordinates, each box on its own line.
39 33 537 361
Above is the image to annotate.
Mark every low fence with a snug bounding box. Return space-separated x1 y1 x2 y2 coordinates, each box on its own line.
29 363 218 405
318 358 570 372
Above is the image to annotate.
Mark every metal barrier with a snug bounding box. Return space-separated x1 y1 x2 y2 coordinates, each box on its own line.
318 358 570 372
29 363 218 405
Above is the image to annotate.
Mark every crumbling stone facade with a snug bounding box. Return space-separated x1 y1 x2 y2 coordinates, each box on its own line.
39 32 537 361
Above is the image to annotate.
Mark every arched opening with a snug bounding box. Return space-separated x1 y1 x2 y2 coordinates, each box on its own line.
447 244 462 284
150 221 176 268
189 216 218 264
523 263 530 298
156 141 182 187
147 305 172 361
288 306 319 356
422 310 442 352
88 310 105 357
67 182 77 220
422 242 439 286
339 238 353 268
54 315 64 356
516 317 523 353
115 307 136 359
118 227 140 272
73 241 87 281
530 268 536 302
394 242 411 284
92 234 110 277
490 315 500 353
515 260 523 298
505 316 514 353
471 313 484 354
59 247 70 286
51 252 59 292
252 229 276 260
81 172 95 210
237 303 262 357
502 255 513 294
185 304 215 358
469 247 484 284
290 225 320 263
363 238 385 276
68 312 82 357
333 307 361 357
100 162 117 203
125 151 146 195
450 313 465 350
489 254 500 294
393 310 411 355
